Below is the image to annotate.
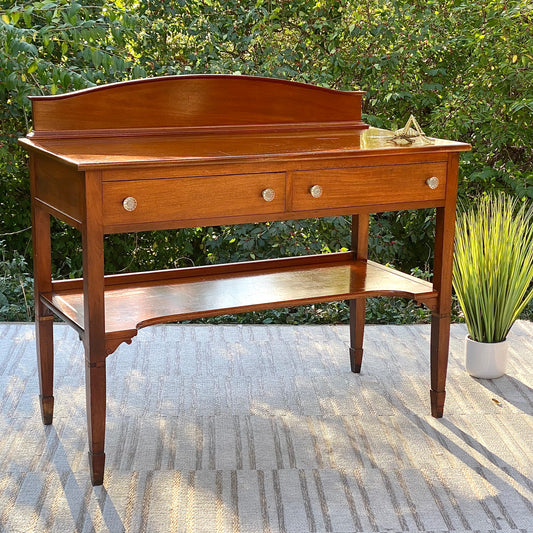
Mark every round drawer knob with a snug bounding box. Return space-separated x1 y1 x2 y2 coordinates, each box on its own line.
122 196 138 211
261 188 275 202
426 176 439 189
310 184 323 198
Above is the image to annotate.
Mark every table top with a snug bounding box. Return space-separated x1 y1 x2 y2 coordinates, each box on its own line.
20 127 469 170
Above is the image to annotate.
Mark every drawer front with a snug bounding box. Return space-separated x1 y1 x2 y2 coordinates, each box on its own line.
291 162 447 211
103 172 285 226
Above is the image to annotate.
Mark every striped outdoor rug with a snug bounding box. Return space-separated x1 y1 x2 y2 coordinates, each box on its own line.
0 321 532 533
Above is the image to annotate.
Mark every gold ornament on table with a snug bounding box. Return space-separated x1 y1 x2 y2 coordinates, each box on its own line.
388 114 435 145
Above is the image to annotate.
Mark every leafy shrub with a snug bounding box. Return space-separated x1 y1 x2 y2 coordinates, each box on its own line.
1 0 531 323
0 241 33 321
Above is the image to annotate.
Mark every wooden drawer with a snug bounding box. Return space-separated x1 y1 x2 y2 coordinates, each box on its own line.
103 172 285 226
291 162 447 211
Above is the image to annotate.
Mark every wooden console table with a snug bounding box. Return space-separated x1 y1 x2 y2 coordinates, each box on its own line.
20 75 470 485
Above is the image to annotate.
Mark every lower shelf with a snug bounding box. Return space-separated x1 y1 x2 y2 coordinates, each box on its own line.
42 252 437 339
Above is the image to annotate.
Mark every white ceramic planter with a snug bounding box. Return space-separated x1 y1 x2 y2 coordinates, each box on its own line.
465 336 509 379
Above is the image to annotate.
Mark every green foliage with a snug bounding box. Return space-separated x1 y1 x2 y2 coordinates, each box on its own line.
1 0 532 324
201 217 351 263
453 193 533 342
0 241 33 321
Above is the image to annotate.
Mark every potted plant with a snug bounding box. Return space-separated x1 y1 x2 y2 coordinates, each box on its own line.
453 193 533 378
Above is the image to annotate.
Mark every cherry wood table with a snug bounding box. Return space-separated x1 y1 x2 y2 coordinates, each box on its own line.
20 75 470 485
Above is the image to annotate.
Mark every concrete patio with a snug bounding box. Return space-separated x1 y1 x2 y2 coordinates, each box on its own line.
0 321 532 532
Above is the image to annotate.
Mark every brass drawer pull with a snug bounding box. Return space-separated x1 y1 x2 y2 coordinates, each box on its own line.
310 184 323 198
261 188 275 202
426 176 439 189
122 196 138 211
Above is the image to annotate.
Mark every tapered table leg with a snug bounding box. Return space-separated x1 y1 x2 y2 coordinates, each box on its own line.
430 312 450 418
82 169 107 485
349 213 369 372
36 314 55 424
430 154 460 418
32 190 55 425
86 359 107 485
349 299 366 373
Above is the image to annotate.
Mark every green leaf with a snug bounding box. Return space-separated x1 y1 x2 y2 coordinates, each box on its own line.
91 48 102 68
27 61 38 74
